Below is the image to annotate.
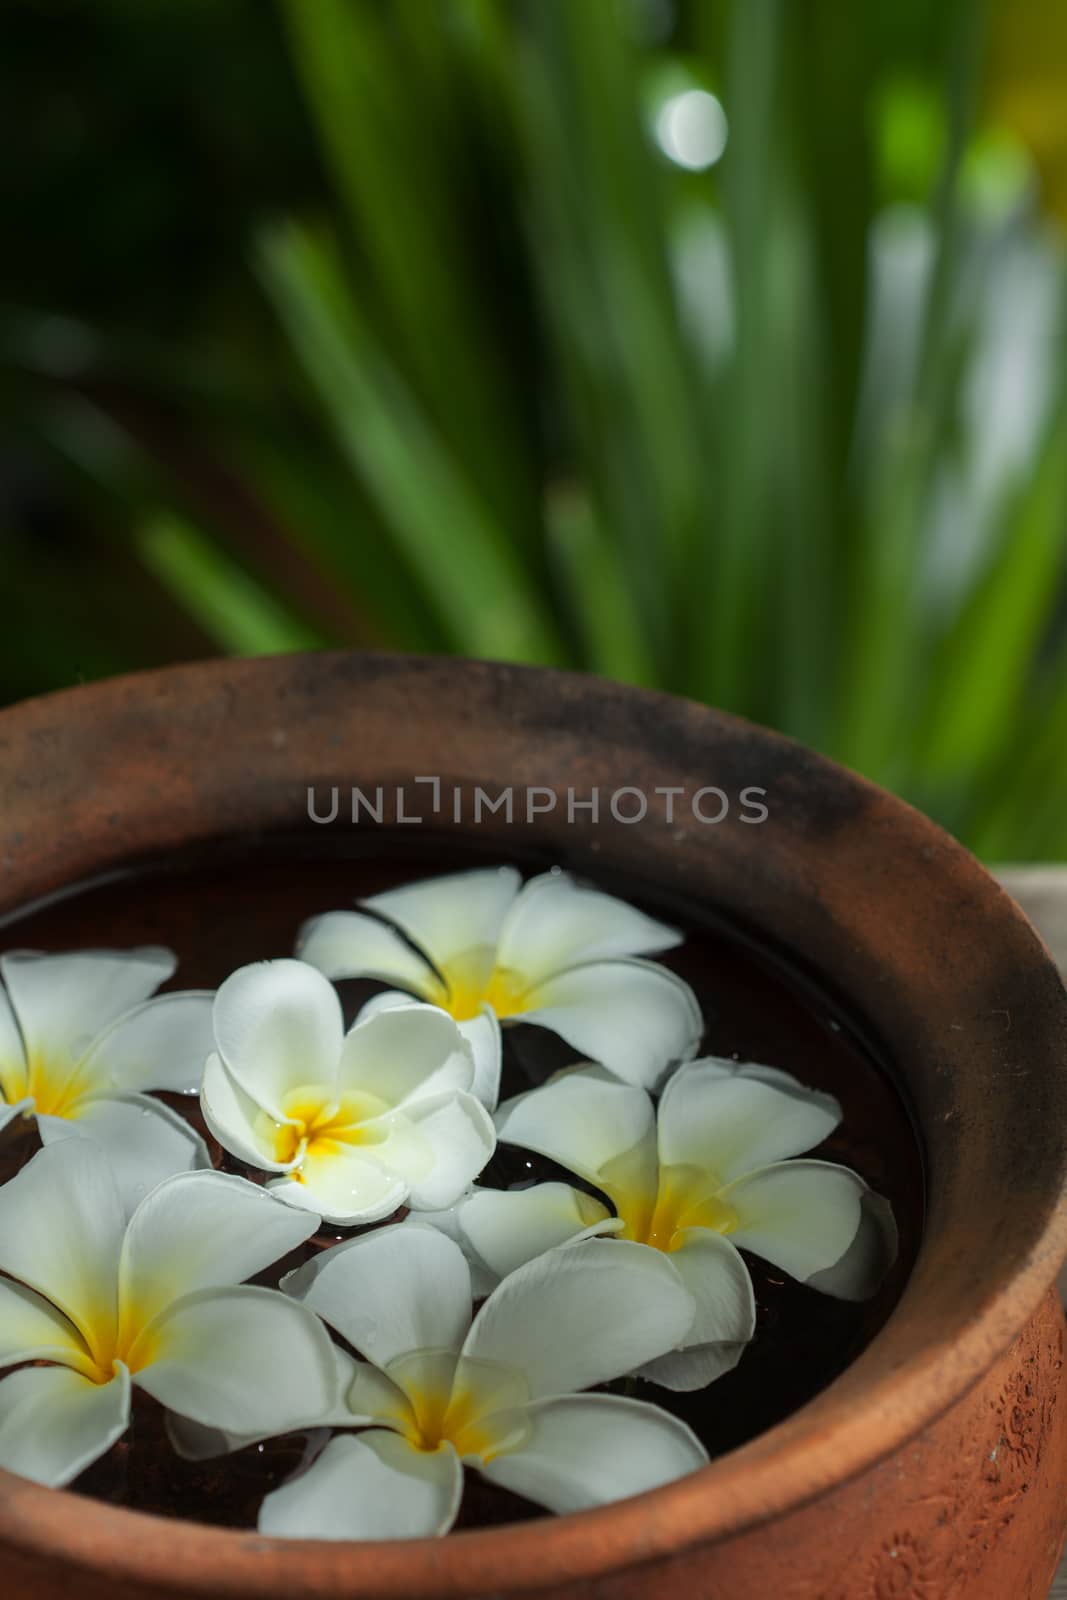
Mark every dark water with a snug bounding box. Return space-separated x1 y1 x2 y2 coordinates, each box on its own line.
0 833 924 1530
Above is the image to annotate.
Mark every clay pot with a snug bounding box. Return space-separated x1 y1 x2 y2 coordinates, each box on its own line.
0 653 1065 1600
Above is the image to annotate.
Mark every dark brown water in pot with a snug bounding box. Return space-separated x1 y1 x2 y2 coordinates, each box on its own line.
0 833 924 1530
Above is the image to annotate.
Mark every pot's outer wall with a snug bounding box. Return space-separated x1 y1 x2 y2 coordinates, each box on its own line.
4 1291 1061 1600
0 652 1065 1599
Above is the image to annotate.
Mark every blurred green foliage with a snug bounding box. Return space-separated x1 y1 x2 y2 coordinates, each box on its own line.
3 0 1067 857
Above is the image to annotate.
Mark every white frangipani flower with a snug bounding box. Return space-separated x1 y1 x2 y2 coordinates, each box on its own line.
201 959 496 1226
258 1225 706 1540
297 867 702 1107
489 1060 897 1390
0 1141 340 1487
0 948 214 1208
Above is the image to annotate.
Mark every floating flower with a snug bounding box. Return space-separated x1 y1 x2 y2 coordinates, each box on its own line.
486 1060 896 1390
0 1140 340 1487
0 948 214 1208
201 959 496 1225
298 867 702 1107
258 1224 706 1539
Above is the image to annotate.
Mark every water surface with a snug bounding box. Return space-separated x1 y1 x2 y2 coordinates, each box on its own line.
0 833 924 1527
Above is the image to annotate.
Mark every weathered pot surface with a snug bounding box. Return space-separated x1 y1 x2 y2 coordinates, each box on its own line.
0 652 1065 1600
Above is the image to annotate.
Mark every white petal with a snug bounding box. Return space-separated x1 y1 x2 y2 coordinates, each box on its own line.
273 1146 407 1228
1 948 175 1066
133 1285 339 1434
0 1139 124 1349
808 1188 898 1300
460 1006 502 1110
0 1277 93 1370
455 1184 620 1282
345 1356 419 1429
463 1237 694 1399
200 1051 288 1171
119 1169 320 1333
496 872 682 987
634 1230 755 1391
723 1159 870 1284
297 911 439 994
0 984 28 1104
635 1345 743 1390
521 960 703 1089
362 867 521 971
352 1110 436 1187
495 1066 656 1188
282 1224 472 1365
38 1094 209 1215
657 1058 842 1180
212 959 343 1118
354 989 422 1022
401 1207 499 1300
402 1091 497 1211
355 996 501 1112
664 1228 755 1346
0 1364 130 1487
480 1393 706 1513
337 1004 473 1107
166 1350 359 1460
259 1430 463 1541
725 1060 844 1096
165 1413 257 1463
78 991 216 1095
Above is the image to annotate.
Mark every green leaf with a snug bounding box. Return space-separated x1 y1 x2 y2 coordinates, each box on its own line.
915 385 1067 781
257 220 563 663
511 0 710 687
280 0 536 549
692 0 781 710
137 514 323 657
833 0 992 781
543 481 657 684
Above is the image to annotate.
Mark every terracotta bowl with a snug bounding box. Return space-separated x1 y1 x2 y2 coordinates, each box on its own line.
0 653 1065 1600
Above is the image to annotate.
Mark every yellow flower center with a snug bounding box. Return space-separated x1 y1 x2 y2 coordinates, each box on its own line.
385 1350 530 1462
605 1159 738 1253
80 1318 156 1386
0 1052 93 1119
60 1287 162 1388
434 945 530 1024
255 1083 392 1173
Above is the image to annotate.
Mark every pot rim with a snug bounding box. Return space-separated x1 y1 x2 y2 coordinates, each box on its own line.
0 651 1064 1597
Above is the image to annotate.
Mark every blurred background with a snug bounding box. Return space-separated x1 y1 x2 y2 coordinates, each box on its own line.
4 0 1067 857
